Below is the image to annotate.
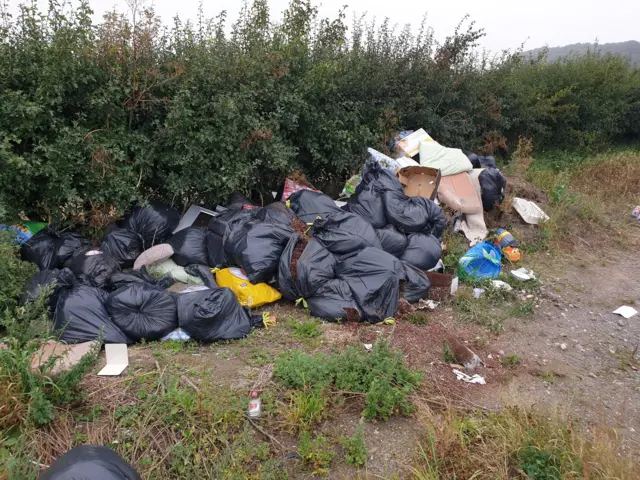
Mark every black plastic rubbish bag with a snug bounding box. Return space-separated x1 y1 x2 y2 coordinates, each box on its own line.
383 190 446 240
306 279 361 322
356 157 404 195
278 235 337 300
400 233 442 271
224 220 292 284
206 231 226 268
311 211 381 257
106 267 174 291
464 151 497 169
479 168 506 212
256 201 297 226
106 283 178 342
101 228 143 268
288 190 341 224
122 202 180 249
184 264 218 288
39 445 141 480
169 227 208 267
21 227 90 271
54 286 132 344
20 268 76 308
207 207 254 238
65 247 121 289
227 191 257 209
176 287 251 342
401 262 431 303
335 247 402 323
375 225 408 258
342 182 387 229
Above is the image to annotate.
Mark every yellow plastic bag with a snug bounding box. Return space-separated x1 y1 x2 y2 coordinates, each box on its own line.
215 267 282 308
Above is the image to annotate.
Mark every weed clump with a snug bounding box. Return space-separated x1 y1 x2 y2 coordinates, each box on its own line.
274 341 422 420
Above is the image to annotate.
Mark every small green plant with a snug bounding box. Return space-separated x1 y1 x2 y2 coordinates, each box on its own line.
285 388 329 430
298 430 335 474
340 422 367 467
406 312 431 326
288 318 323 339
500 354 521 369
443 341 456 363
248 348 273 367
511 300 535 317
518 443 562 480
274 342 422 420
0 231 38 312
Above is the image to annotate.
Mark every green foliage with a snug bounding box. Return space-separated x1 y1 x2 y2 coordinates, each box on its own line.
287 317 323 339
286 388 329 430
340 422 368 467
0 290 99 428
518 443 562 480
500 354 522 368
0 2 638 222
0 231 38 312
298 430 335 474
274 341 422 420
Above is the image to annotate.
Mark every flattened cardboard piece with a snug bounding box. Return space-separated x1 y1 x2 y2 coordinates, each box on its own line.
97 344 129 376
396 166 441 200
31 340 99 377
393 129 433 158
438 172 483 214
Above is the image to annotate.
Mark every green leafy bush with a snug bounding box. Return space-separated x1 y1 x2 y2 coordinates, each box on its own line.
274 341 422 420
340 423 367 467
0 2 637 222
0 231 37 312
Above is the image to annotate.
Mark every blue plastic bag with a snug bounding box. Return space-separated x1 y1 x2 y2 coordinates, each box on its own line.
458 242 502 280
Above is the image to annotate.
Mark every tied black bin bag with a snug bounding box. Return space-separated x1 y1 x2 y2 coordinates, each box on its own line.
21 227 90 271
356 157 404 194
288 190 341 224
176 287 251 342
342 181 387 229
400 233 442 271
224 220 292 284
106 283 178 341
65 247 121 289
384 190 446 239
306 279 361 322
375 225 408 258
336 247 402 323
256 201 298 225
206 231 226 268
278 235 337 300
54 286 132 344
122 201 180 249
479 168 507 212
169 227 208 267
20 268 76 308
401 262 431 303
311 211 381 257
101 227 143 268
39 445 141 480
106 267 175 291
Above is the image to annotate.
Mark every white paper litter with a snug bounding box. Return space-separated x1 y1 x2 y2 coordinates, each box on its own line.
473 288 485 299
511 268 536 281
491 280 513 291
612 306 638 319
453 369 486 385
161 328 192 342
417 299 439 310
97 344 129 376
363 344 373 351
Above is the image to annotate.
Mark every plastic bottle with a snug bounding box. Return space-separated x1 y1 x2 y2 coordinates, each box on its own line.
248 391 262 419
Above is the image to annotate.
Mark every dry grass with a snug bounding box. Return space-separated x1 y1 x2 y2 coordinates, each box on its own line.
410 398 640 480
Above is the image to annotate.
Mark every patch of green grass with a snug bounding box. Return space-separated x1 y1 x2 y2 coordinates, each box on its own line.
248 347 274 367
405 312 431 326
442 231 469 274
274 341 421 420
285 388 329 431
298 430 335 474
510 299 535 317
518 443 563 480
287 317 323 339
500 354 521 368
442 341 456 364
340 422 367 467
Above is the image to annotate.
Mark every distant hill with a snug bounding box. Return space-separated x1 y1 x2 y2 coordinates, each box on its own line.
524 40 640 65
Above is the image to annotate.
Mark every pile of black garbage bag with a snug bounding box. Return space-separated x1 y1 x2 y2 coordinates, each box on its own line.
20 157 447 343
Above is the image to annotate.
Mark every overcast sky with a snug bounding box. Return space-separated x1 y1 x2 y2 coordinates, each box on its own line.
7 0 639 53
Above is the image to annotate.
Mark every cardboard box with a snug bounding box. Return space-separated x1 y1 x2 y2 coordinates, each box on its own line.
396 166 441 200
393 128 433 158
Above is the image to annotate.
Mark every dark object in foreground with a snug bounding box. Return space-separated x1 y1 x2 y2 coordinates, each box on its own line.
479 168 506 212
65 247 121 289
20 268 76 309
122 201 180 249
39 445 141 480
